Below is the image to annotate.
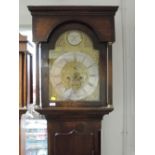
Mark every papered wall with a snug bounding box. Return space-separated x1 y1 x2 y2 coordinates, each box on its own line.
19 1 135 155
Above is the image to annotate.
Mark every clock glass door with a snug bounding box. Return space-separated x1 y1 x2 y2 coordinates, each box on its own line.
48 30 100 102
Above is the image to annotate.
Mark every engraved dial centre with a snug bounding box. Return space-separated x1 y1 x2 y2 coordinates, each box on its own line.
50 52 99 101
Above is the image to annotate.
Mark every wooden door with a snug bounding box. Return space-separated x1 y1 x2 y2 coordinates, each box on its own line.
48 121 101 155
54 131 94 155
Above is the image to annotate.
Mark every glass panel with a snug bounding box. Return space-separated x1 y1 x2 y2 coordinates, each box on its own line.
48 30 99 101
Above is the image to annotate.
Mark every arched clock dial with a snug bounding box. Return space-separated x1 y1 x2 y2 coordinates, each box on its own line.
50 52 99 101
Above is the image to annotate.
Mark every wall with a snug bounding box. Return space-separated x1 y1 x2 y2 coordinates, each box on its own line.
19 1 135 155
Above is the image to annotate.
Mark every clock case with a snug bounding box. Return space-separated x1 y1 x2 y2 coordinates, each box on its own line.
28 6 118 109
19 6 118 155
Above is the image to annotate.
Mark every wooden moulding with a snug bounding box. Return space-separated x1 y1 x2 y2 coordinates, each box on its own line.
28 6 118 42
19 106 113 120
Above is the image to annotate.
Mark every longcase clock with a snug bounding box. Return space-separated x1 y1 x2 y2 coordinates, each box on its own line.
22 6 118 155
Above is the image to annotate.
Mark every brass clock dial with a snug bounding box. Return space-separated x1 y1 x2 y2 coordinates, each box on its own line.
50 52 99 101
49 30 100 102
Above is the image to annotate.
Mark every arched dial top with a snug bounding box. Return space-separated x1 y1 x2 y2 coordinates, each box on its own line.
50 52 99 101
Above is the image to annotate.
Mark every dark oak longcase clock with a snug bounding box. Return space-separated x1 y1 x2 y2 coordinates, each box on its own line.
20 6 118 155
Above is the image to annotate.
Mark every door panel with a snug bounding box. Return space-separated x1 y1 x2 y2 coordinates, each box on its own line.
54 130 94 155
48 121 101 155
